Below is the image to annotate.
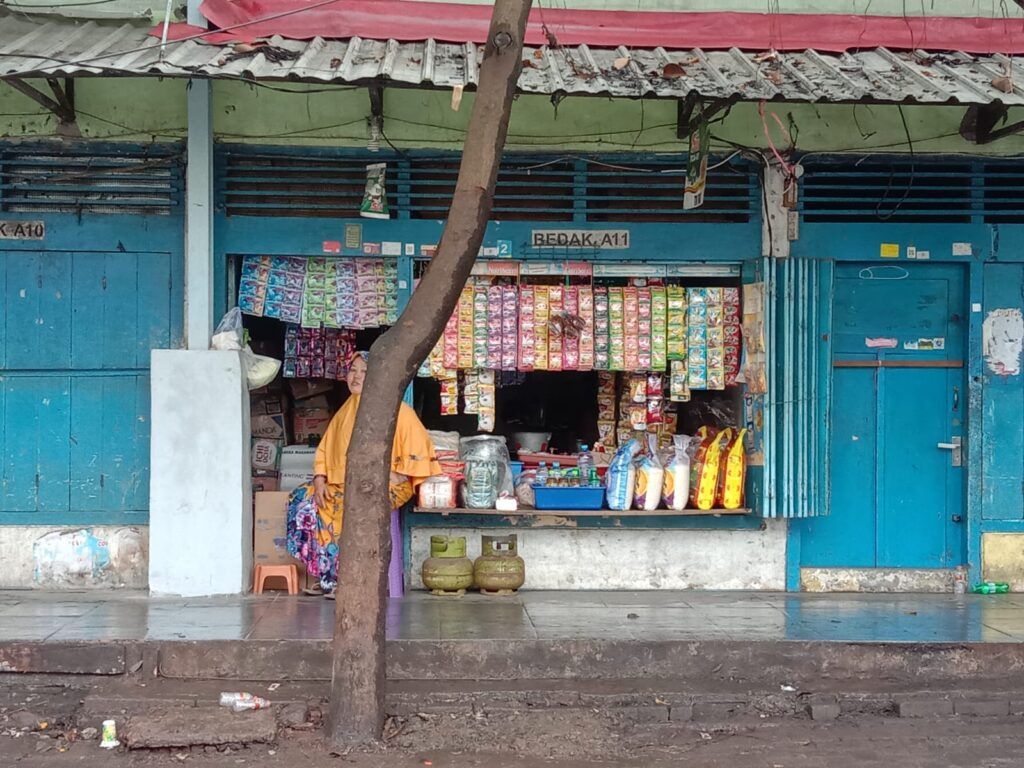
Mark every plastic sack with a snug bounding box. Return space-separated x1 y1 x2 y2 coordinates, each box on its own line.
689 427 728 511
418 475 458 510
243 351 281 390
515 469 538 509
716 428 749 510
428 430 462 455
459 435 513 509
633 434 664 511
211 307 245 351
606 439 641 511
662 434 694 511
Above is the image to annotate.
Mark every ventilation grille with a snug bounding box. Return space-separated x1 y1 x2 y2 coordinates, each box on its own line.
408 158 576 221
220 151 756 223
0 145 183 215
800 160 975 224
586 161 752 223
222 154 396 218
982 163 1024 224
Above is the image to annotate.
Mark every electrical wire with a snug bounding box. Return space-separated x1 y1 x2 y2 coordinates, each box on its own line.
874 104 915 220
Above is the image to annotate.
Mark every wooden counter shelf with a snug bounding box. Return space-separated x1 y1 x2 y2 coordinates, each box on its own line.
412 507 751 518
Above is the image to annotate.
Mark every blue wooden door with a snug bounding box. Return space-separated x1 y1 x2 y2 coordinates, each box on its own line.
802 263 966 568
1 250 178 524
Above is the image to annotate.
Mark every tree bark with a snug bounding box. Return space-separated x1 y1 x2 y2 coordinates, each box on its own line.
327 0 533 747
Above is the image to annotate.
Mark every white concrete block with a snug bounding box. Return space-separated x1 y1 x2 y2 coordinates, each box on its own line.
149 350 251 596
409 522 787 591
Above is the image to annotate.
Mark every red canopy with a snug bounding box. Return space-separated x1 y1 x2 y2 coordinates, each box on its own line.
155 1 1024 54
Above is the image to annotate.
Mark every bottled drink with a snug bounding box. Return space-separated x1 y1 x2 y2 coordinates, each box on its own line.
589 468 601 488
551 462 562 487
971 581 1010 594
535 462 548 488
577 445 594 486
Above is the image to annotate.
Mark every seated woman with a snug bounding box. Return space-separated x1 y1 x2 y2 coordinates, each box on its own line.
287 352 440 598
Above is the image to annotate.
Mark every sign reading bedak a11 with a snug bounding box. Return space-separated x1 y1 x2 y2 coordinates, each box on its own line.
0 220 44 240
531 229 629 249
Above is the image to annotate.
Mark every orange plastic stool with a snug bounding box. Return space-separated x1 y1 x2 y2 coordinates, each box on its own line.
253 564 299 595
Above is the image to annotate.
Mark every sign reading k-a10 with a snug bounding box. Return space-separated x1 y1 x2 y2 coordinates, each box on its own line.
0 220 44 240
531 229 630 249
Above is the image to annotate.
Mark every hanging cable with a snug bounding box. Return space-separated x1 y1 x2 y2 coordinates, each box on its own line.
874 104 915 221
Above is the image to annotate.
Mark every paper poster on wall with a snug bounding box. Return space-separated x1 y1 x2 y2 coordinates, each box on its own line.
903 338 945 351
865 337 898 349
983 308 1024 376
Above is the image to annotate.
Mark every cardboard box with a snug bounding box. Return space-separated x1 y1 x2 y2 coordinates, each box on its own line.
251 390 287 416
251 413 287 440
252 472 280 493
253 491 304 571
293 407 332 445
288 378 335 402
251 438 284 471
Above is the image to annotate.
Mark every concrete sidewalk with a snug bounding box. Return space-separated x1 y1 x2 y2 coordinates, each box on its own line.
3 589 1024 643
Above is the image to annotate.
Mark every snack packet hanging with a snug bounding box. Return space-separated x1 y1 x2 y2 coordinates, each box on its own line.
662 434 694 510
633 434 664 511
606 439 641 511
360 163 390 219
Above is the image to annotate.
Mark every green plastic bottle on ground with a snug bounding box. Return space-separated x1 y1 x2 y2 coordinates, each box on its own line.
971 581 1010 594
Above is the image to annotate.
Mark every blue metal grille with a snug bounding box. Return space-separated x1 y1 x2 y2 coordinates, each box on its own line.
800 156 1024 225
0 142 184 215
218 148 756 223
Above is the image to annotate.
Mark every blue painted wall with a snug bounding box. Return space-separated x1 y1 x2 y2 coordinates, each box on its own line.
0 142 185 526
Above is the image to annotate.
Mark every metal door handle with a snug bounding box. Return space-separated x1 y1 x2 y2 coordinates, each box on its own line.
937 437 962 467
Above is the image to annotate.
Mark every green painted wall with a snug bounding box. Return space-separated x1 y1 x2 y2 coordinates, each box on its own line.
5 77 1024 156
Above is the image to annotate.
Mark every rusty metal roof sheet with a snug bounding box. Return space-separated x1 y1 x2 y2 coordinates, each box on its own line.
2 16 1023 105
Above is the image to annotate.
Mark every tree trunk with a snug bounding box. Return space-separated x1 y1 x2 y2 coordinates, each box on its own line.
327 0 533 747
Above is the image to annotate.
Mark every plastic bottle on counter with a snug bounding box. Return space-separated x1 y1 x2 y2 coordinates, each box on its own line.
551 462 562 487
536 462 548 488
577 445 594 486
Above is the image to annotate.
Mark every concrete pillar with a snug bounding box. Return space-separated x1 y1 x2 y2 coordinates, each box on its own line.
185 0 214 349
149 350 252 596
760 161 792 260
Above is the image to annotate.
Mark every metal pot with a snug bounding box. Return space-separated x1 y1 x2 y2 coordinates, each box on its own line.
512 432 551 453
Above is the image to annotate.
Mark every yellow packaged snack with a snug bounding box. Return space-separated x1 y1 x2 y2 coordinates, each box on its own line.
717 428 748 510
689 427 732 510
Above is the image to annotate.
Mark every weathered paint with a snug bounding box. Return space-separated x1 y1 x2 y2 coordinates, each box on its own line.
409 524 787 590
983 309 1023 377
0 525 148 588
982 533 1024 590
800 567 955 593
981 264 1024 526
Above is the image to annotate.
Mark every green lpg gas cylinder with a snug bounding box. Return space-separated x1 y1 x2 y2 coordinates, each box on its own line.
421 535 474 596
473 535 525 595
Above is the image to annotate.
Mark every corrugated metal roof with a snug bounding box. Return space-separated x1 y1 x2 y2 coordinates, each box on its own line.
2 16 1024 105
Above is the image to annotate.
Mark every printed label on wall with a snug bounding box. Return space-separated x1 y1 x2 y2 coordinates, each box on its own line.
0 220 44 240
531 229 630 249
983 308 1024 376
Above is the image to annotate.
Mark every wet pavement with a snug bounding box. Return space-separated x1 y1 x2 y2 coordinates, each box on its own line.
4 589 1024 644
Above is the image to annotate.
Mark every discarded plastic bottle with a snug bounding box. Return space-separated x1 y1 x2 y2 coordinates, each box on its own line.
971 581 1010 594
219 692 252 707
231 696 270 712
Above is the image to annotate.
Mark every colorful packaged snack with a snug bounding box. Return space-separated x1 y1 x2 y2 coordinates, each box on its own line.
689 426 725 510
534 286 550 370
